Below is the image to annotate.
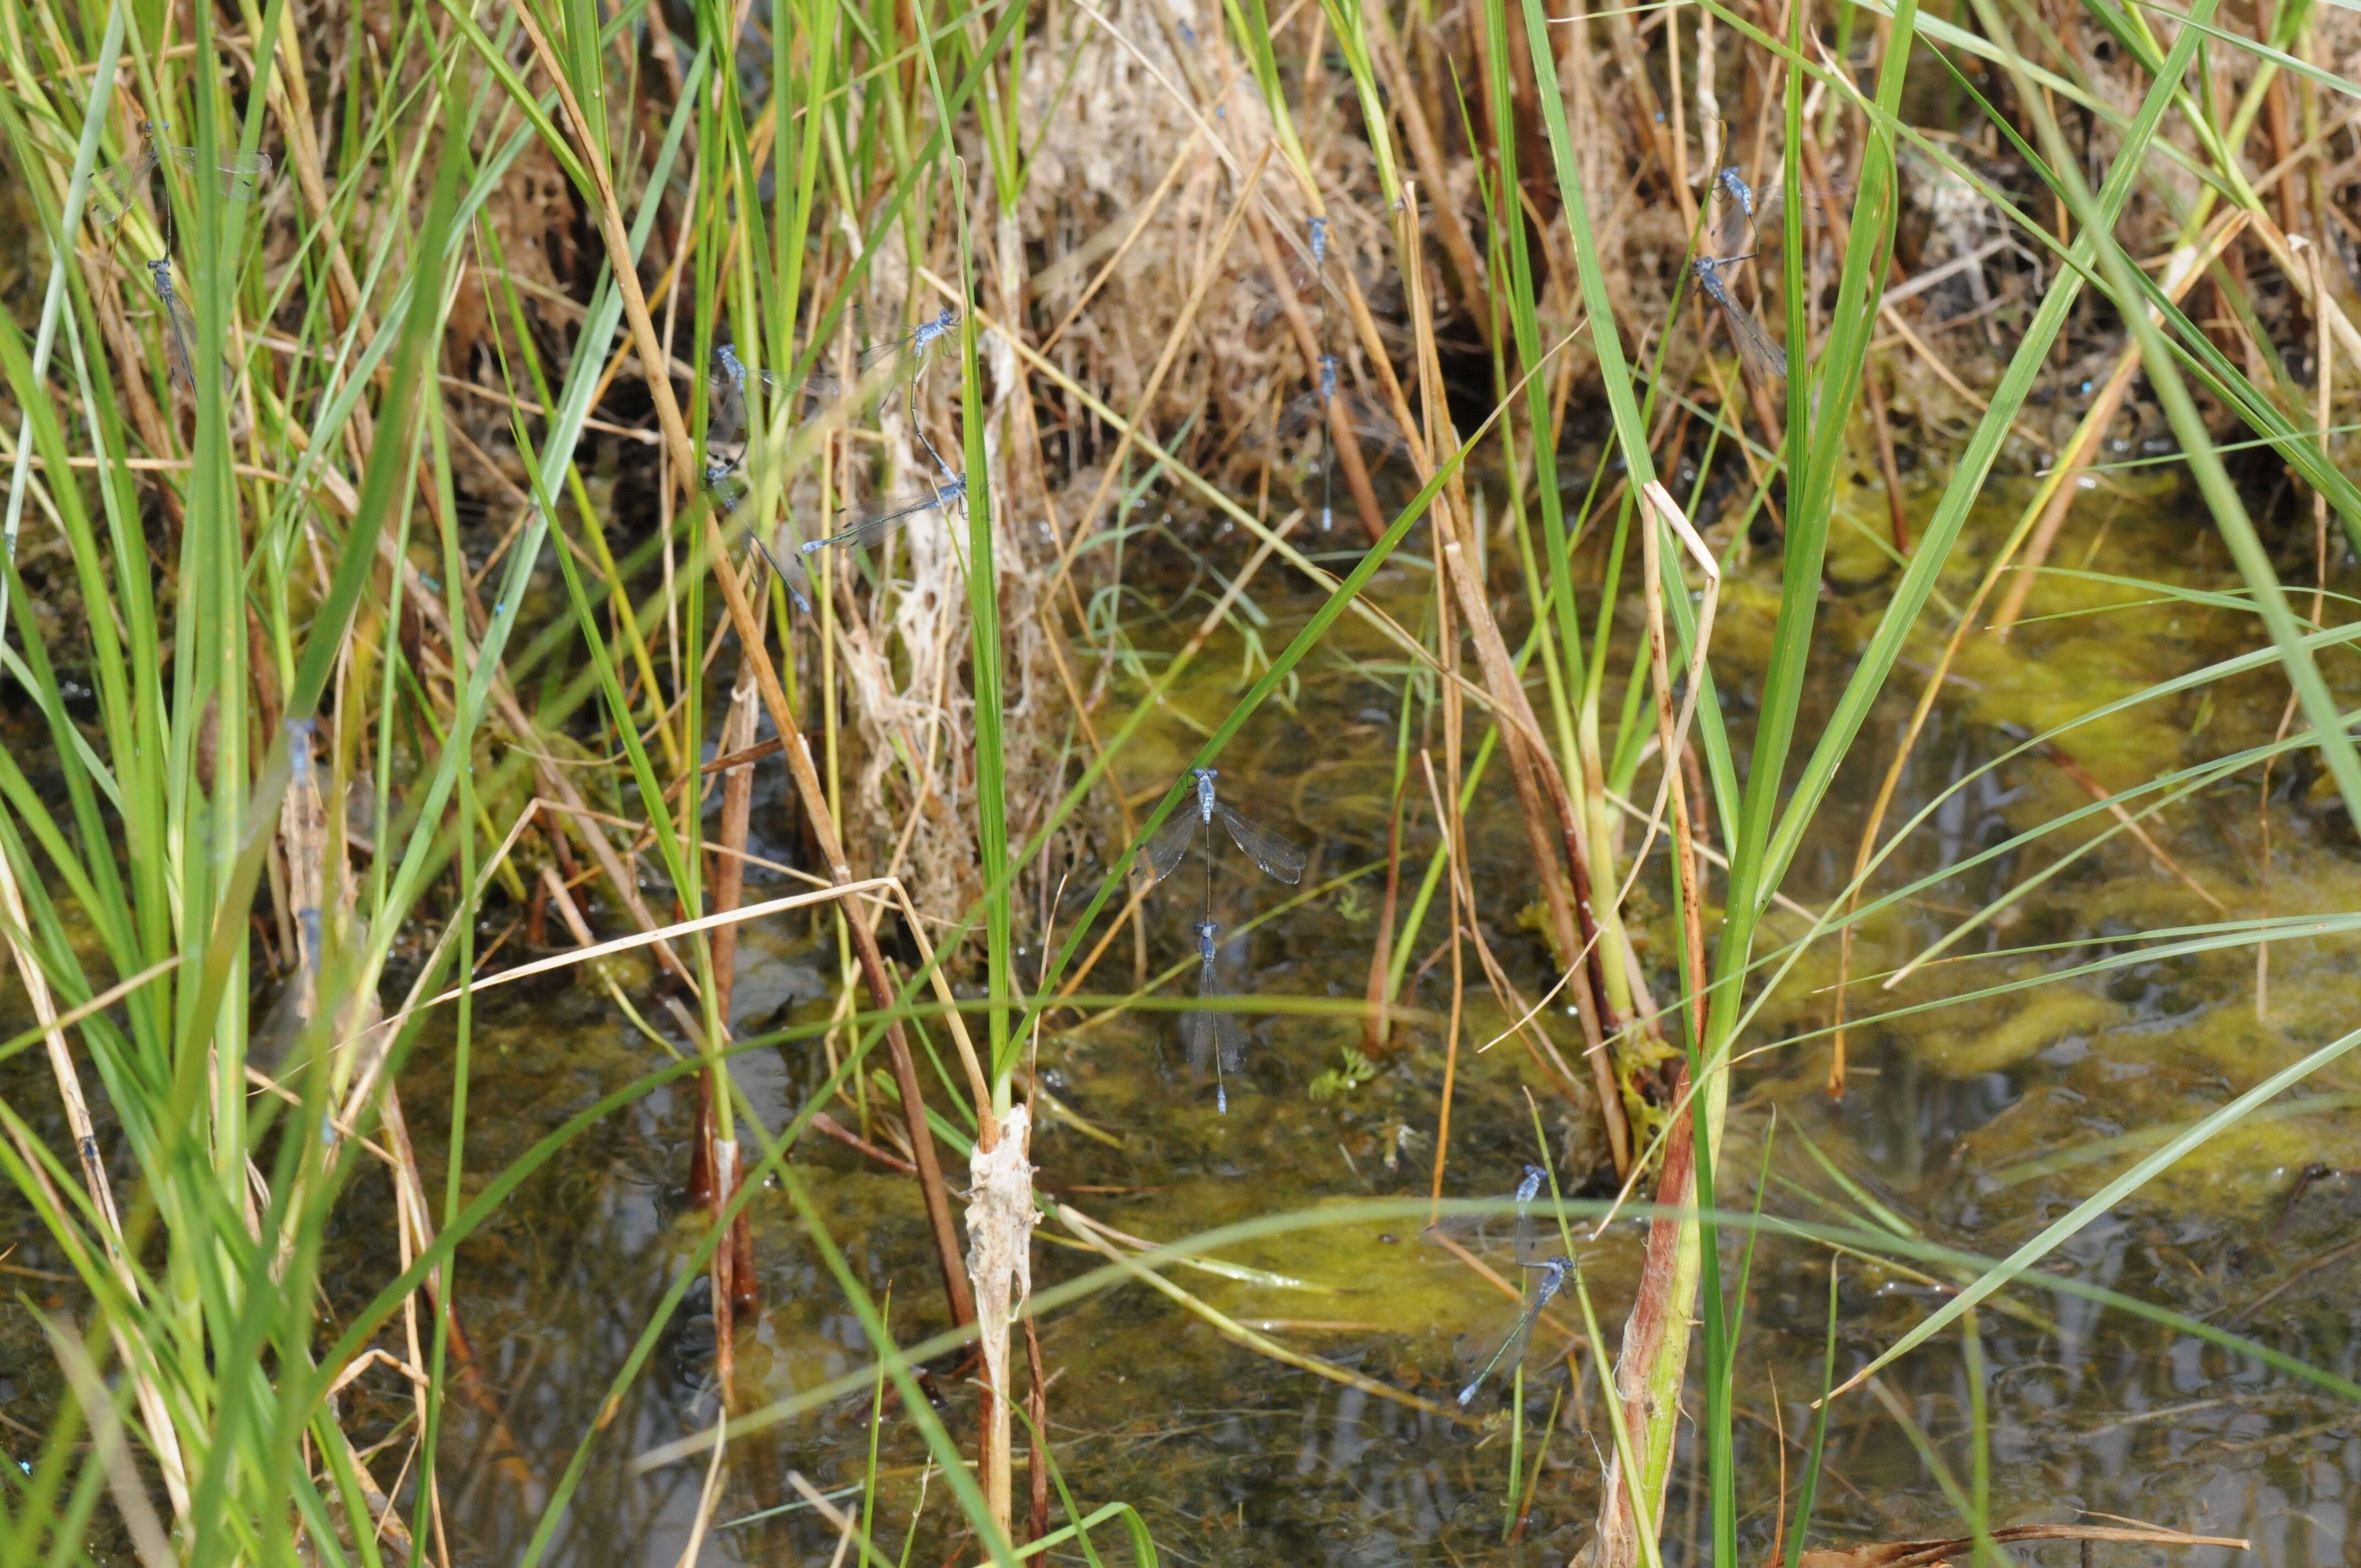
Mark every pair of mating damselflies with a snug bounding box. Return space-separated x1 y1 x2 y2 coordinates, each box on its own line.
97 120 274 397
706 306 967 608
1429 1164 1581 1406
1693 166 1789 382
1107 768 1307 1114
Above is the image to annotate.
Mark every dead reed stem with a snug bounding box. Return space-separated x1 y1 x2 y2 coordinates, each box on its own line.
966 1104 1037 1540
1364 781 1407 1056
1419 745 1467 1221
1402 186 1634 1172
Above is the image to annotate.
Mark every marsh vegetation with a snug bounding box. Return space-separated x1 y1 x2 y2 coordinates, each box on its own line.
2 0 2360 1562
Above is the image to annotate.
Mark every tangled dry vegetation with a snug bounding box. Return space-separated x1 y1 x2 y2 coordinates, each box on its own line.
502 0 2361 928
6 1 2357 939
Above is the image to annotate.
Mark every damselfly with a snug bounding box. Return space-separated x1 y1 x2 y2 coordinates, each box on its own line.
705 341 837 475
1717 166 1757 222
704 344 776 515
1691 253 1787 381
1308 216 1337 532
1714 165 1759 253
1456 1254 1575 1406
1180 919 1250 1114
1281 213 1343 302
750 525 815 614
798 385 965 557
1249 214 1361 329
1132 767 1307 888
1426 1164 1551 1262
797 474 967 557
1281 351 1408 535
858 304 960 378
1280 357 1408 461
94 120 273 224
145 258 222 395
706 342 770 460
1313 350 1337 534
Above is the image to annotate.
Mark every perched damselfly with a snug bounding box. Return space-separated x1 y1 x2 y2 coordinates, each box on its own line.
750 526 816 615
796 365 966 559
705 342 837 476
1457 1255 1575 1407
1307 211 1339 532
706 342 771 460
859 304 960 377
1281 359 1407 463
1180 919 1250 1114
94 120 273 225
798 475 967 556
1715 165 1758 254
1427 1164 1552 1262
145 258 221 396
1717 166 1756 221
1691 252 1787 381
1131 766 1308 889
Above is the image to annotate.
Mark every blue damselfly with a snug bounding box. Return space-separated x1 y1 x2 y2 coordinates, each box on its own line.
1456 1255 1575 1406
1180 919 1250 1114
1134 767 1307 888
1691 252 1787 381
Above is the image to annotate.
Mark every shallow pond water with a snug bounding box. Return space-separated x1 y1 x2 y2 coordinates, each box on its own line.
400 467 2361 1566
7 468 2359 1566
